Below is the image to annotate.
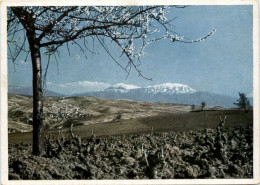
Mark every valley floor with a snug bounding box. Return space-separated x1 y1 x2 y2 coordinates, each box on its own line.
8 109 253 144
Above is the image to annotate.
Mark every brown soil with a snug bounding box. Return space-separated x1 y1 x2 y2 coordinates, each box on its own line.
9 124 253 179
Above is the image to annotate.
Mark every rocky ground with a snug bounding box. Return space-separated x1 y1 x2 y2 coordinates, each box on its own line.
8 123 253 179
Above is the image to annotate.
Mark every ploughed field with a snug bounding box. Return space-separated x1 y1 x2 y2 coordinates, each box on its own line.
9 124 253 179
8 94 253 179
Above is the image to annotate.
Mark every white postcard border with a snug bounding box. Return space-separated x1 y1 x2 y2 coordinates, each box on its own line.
1 0 259 184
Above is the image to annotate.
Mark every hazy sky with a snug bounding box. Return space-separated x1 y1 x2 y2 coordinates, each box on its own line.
8 5 253 97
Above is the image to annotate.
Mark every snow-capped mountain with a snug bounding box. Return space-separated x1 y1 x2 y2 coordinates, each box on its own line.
105 83 140 93
77 82 245 108
103 83 196 95
9 83 253 108
145 83 196 95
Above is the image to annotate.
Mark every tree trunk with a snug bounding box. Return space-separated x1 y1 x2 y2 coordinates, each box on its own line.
27 32 44 156
12 7 45 156
11 7 45 156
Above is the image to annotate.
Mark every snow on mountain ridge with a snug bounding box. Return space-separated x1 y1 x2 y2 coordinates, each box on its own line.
105 82 196 94
145 83 196 95
113 83 141 90
105 83 141 93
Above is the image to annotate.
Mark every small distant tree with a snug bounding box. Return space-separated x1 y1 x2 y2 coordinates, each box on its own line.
190 104 195 112
201 101 206 111
234 92 250 113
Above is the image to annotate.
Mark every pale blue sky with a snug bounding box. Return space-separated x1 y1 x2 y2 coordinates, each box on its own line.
8 5 253 97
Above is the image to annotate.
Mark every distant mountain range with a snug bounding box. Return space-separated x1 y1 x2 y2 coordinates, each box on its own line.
8 83 253 108
8 86 63 97
76 83 253 108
